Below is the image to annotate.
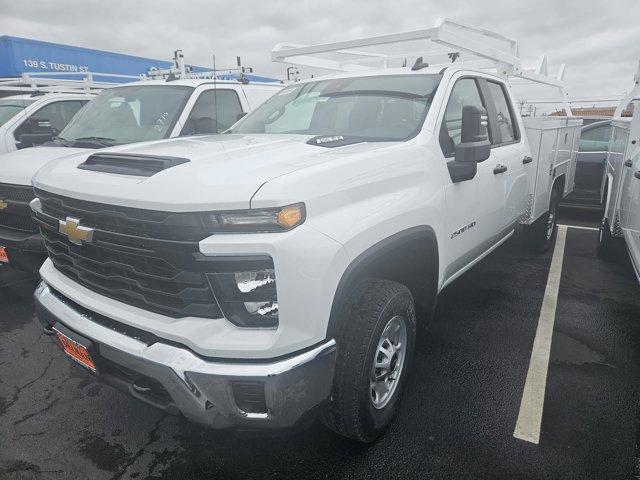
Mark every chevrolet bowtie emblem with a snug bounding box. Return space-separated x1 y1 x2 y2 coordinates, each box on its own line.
59 217 94 245
0 200 7 211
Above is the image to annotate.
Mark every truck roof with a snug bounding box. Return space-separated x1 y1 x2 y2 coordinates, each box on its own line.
290 64 504 86
112 78 284 89
0 92 92 101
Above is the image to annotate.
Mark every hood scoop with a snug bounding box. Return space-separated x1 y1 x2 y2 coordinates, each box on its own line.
77 153 190 177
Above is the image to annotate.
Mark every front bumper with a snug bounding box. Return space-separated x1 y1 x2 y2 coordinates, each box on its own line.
0 227 45 252
0 228 46 272
35 282 337 430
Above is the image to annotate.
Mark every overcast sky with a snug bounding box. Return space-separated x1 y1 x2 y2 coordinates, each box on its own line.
3 0 639 104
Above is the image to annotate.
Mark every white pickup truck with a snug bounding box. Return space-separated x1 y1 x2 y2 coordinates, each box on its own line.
597 63 640 281
0 72 281 271
32 20 581 441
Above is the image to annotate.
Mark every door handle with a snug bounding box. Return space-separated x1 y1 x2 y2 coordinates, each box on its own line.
625 159 633 167
493 165 508 175
635 170 640 180
522 156 533 164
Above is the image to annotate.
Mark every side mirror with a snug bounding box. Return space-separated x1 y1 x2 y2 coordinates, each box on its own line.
447 106 491 183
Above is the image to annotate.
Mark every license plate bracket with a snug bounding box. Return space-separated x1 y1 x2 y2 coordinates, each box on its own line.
53 323 99 374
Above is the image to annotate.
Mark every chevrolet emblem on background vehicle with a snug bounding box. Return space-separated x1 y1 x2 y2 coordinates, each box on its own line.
59 217 94 245
0 200 7 211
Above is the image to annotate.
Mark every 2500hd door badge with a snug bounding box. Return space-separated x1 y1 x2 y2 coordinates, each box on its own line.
451 221 476 239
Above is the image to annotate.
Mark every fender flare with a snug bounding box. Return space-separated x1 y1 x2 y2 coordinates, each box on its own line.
326 225 439 339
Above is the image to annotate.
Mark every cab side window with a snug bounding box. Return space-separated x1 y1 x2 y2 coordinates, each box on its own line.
181 89 244 135
13 100 86 142
486 81 519 144
439 78 486 157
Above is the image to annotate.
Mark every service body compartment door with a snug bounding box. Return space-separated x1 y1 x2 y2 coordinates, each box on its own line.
522 117 582 224
532 129 559 220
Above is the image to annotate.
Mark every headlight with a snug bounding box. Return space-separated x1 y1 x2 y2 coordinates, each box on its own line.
206 258 279 328
205 203 305 233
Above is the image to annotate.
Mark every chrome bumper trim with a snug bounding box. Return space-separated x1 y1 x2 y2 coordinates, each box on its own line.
35 282 337 429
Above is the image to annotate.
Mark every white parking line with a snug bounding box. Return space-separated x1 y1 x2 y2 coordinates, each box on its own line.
558 224 598 232
513 225 568 444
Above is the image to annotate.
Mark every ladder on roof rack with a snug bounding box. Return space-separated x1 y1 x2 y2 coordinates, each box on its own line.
0 71 140 94
271 17 572 115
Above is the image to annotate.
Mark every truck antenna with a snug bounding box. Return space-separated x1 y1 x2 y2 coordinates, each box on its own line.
213 55 219 134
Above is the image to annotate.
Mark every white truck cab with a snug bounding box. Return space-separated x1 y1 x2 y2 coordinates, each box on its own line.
31 19 580 441
597 62 640 281
0 73 282 271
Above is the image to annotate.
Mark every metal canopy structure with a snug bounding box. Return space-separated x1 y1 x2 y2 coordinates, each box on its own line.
614 60 640 117
272 17 572 115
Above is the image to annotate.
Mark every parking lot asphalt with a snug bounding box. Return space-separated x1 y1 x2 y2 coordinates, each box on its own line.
1 212 640 480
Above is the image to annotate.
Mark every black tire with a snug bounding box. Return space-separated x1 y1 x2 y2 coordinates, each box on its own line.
597 217 617 261
321 278 416 442
527 189 560 253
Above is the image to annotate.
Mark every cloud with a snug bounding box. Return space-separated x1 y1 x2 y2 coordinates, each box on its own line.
1 0 638 100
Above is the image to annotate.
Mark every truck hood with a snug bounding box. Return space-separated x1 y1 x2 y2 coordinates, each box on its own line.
0 146 93 186
32 134 396 211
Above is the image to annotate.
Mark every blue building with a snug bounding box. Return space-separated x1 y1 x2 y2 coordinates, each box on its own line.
0 36 279 85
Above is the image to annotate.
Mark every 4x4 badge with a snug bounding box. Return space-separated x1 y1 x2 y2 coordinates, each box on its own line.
59 217 94 245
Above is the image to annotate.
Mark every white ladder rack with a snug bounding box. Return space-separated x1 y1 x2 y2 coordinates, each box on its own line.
272 18 572 115
0 71 140 95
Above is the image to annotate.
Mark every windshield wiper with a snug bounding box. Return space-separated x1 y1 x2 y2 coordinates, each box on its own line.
71 136 117 147
46 136 73 147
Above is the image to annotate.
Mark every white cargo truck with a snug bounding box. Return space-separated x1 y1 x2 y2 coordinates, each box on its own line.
597 62 640 282
0 54 282 271
31 19 580 441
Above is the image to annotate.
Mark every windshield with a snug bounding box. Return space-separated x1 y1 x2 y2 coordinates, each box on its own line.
231 74 441 141
58 85 193 146
0 99 35 127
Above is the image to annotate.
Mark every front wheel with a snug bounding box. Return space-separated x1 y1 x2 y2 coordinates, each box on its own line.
321 278 416 442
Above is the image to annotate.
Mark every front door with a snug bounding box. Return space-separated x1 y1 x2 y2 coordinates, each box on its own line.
438 75 507 282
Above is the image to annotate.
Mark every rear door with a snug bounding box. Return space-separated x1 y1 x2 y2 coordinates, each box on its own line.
438 75 507 282
479 79 529 227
